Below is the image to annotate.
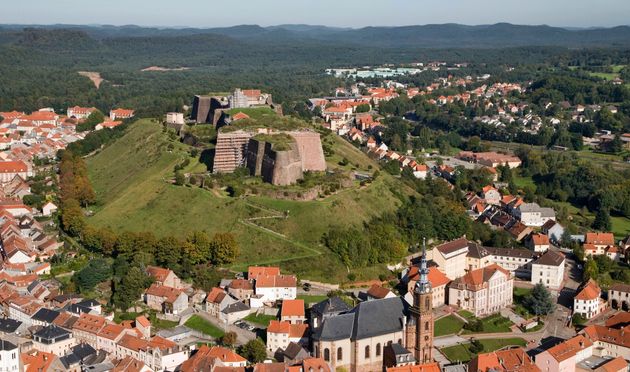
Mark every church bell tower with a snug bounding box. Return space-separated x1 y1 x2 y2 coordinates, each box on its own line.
408 238 434 364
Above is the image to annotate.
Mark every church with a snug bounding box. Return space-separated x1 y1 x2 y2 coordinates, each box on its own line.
312 243 435 372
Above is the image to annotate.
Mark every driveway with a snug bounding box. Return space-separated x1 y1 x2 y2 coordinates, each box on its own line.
195 312 257 345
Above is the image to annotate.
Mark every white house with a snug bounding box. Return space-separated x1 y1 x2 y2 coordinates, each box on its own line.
254 274 297 303
0 340 20 372
574 279 606 319
541 220 565 243
433 237 470 280
41 202 58 217
448 264 513 317
531 250 565 289
514 203 556 227
266 320 309 353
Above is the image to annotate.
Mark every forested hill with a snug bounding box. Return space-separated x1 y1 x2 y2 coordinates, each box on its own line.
2 23 630 48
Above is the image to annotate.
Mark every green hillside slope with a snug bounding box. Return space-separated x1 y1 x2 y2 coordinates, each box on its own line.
87 119 408 282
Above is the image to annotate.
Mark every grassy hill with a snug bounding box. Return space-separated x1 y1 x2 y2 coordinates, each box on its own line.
87 119 409 282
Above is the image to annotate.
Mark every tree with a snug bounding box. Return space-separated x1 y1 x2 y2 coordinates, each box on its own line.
77 110 105 132
174 171 186 186
524 283 556 316
572 244 585 263
155 236 182 267
238 339 267 363
73 258 112 292
209 232 240 265
184 231 212 265
583 257 599 281
113 266 152 310
61 199 86 236
221 332 237 347
592 208 612 231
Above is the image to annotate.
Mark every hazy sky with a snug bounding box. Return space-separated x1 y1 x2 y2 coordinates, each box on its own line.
3 0 629 28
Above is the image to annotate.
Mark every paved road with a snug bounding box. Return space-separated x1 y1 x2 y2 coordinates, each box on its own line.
195 312 257 345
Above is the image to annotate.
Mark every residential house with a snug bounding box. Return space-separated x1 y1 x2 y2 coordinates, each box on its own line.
514 203 556 227
535 335 593 372
448 264 513 317
282 342 311 365
180 345 246 371
21 350 66 372
528 233 551 253
67 106 96 120
542 220 565 244
32 325 76 356
112 356 152 372
146 266 183 289
608 283 630 310
281 299 306 324
507 221 533 242
144 284 189 315
72 313 107 348
226 279 255 301
466 242 492 273
220 301 250 324
41 202 58 217
382 343 417 370
267 320 309 353
469 347 539 372
584 233 615 257
109 109 134 120
574 280 606 320
582 325 630 360
0 340 19 372
203 287 237 318
366 284 396 300
204 346 247 368
482 186 501 205
0 162 32 184
115 334 188 372
254 274 297 303
97 323 133 355
531 250 565 289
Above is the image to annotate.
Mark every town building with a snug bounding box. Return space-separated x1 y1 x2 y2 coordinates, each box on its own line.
531 250 565 289
448 264 513 317
310 297 351 330
541 220 565 244
67 106 96 120
485 247 534 279
584 232 615 257
281 299 306 324
144 284 189 315
109 108 135 120
574 280 606 319
32 325 76 356
266 320 309 353
432 237 470 279
514 203 556 227
469 347 539 372
527 233 551 253
405 266 451 307
0 340 19 372
608 283 630 310
535 335 593 372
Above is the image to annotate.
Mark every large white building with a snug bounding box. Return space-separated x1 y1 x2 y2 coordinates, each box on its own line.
0 340 20 372
531 250 565 289
448 264 513 317
433 238 470 279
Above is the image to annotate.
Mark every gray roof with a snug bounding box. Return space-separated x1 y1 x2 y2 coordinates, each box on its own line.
283 341 308 359
467 242 490 259
389 342 412 356
0 319 22 334
32 308 60 323
222 301 249 314
0 340 17 351
486 247 534 259
311 296 351 316
34 324 71 340
315 297 407 341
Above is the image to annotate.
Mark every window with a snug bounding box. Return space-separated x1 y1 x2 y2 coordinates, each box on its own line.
425 322 430 331
337 347 343 361
376 343 381 357
324 348 330 361
365 346 370 359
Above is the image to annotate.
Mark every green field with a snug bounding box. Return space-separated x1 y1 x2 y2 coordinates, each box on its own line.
87 119 408 282
434 315 465 337
184 315 225 338
458 310 475 320
244 313 277 327
227 107 277 120
462 313 514 334
297 294 329 305
440 338 527 362
513 287 533 319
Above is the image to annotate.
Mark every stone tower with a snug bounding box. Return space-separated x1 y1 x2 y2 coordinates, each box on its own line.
408 239 434 364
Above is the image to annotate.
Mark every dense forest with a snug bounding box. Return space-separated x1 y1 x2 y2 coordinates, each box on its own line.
1 26 630 120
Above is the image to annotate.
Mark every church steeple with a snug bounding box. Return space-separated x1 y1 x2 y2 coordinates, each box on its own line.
406 237 434 364
416 238 432 295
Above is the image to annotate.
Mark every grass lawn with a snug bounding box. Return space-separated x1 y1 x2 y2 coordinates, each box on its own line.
184 315 225 338
227 107 277 120
513 174 536 191
462 313 514 334
458 310 475 320
244 313 277 327
434 315 465 337
297 294 329 305
440 338 527 363
153 318 179 330
86 119 409 283
513 287 533 318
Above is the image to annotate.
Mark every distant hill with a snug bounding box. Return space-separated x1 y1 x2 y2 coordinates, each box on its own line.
1 22 630 48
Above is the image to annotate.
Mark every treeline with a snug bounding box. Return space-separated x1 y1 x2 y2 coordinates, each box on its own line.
322 173 497 268
517 146 630 223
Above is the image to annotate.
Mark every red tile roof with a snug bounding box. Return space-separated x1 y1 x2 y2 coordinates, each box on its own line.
575 279 601 301
545 335 592 362
585 232 615 246
281 299 305 318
